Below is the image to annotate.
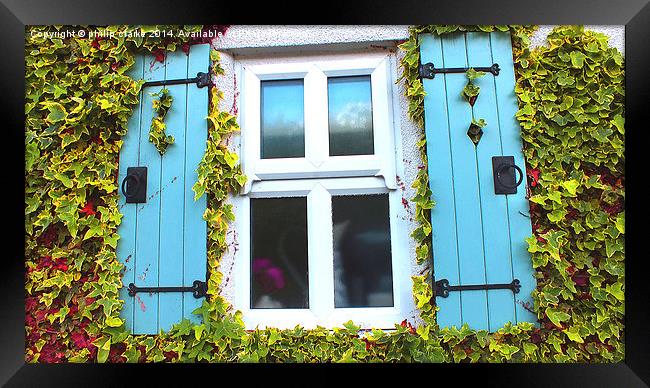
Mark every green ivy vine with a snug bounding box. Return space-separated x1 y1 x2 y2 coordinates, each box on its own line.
461 67 486 105
25 24 623 363
149 88 175 155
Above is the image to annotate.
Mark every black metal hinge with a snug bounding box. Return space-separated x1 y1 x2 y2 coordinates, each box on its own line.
128 280 207 299
419 62 500 79
435 278 520 298
142 72 210 88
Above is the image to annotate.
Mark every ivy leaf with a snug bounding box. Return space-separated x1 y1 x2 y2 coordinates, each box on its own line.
342 320 360 334
41 101 68 123
466 67 486 80
124 346 140 363
548 209 567 223
194 324 205 340
105 316 124 327
615 213 625 234
612 114 624 134
95 337 112 363
25 142 40 170
563 326 584 343
546 307 571 327
569 51 586 68
607 282 624 301
54 173 74 189
224 151 238 169
268 330 281 345
561 179 579 196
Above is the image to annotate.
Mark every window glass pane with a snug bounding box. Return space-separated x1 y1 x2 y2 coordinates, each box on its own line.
332 194 393 307
327 76 374 156
251 197 309 308
261 79 305 159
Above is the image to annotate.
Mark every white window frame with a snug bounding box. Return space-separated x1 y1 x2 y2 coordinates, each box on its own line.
234 51 411 330
240 53 397 194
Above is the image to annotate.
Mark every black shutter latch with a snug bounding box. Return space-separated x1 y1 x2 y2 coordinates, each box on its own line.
128 280 208 299
435 278 521 298
419 62 500 79
142 72 210 88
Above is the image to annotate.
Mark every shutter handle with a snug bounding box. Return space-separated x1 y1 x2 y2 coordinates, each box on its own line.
121 174 141 199
121 167 147 203
496 163 524 189
492 156 523 194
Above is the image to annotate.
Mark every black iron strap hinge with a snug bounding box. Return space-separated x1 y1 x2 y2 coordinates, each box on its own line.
435 278 520 298
128 280 207 299
142 72 210 88
419 62 500 79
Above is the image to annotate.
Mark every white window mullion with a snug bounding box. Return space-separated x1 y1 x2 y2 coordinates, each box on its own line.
307 184 335 320
304 67 329 167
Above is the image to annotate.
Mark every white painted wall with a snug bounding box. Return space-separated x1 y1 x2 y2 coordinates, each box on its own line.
210 25 624 327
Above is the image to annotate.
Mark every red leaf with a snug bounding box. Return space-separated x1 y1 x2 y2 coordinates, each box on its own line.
109 343 127 363
601 200 623 216
571 270 589 287
152 49 166 64
53 257 68 271
566 207 579 220
80 200 97 216
37 255 54 270
526 167 540 187
531 330 542 344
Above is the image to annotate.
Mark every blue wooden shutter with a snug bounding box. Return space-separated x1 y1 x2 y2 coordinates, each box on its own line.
117 44 210 334
419 31 537 331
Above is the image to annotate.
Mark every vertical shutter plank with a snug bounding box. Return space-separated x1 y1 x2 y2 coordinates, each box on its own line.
420 34 462 328
490 32 538 325
183 44 210 323
117 54 145 332
441 33 489 331
466 32 517 331
158 50 189 331
133 55 166 334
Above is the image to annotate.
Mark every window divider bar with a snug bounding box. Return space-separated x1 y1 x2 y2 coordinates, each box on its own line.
307 184 335 320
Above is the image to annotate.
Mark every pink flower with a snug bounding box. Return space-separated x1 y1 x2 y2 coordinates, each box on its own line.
252 258 285 293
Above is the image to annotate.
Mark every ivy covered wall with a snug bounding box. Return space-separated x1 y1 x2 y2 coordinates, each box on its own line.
25 25 624 363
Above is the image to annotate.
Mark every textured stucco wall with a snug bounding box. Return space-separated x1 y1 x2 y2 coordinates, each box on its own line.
210 25 624 326
213 25 410 52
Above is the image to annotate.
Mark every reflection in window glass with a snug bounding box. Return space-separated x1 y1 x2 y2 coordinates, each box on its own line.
332 194 393 308
261 79 305 159
251 197 309 309
327 76 374 156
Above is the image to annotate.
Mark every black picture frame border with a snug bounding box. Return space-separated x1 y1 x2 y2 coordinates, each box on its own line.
2 0 648 386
